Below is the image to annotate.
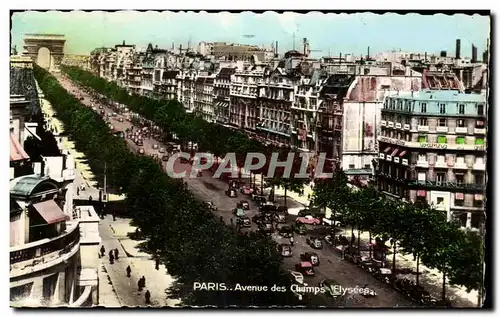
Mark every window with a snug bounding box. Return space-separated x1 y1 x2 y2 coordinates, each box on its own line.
420 103 427 113
475 174 484 186
396 115 402 123
475 138 485 145
437 197 444 205
475 157 484 165
438 118 447 127
456 136 465 144
456 119 466 127
455 173 464 184
475 120 485 128
437 136 447 144
456 155 465 164
349 164 355 169
477 104 484 115
458 104 465 114
436 173 445 184
418 118 427 126
364 164 371 169
418 135 427 143
437 155 445 163
418 153 427 161
439 104 446 114
405 116 411 124
417 172 426 182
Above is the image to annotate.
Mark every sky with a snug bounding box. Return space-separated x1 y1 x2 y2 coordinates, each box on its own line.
10 11 490 58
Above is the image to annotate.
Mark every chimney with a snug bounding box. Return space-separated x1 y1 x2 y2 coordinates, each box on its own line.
440 50 447 58
339 52 342 66
472 44 478 63
180 44 183 53
455 39 461 59
367 46 370 60
424 52 427 61
123 40 125 45
275 41 278 57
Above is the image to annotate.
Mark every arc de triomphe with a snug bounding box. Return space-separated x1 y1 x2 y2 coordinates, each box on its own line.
23 34 65 71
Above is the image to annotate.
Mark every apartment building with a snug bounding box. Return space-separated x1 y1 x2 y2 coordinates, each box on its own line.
194 75 215 122
229 62 264 131
126 63 142 95
376 90 487 230
213 67 235 125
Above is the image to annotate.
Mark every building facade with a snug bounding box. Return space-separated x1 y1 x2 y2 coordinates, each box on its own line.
213 67 235 125
375 90 487 230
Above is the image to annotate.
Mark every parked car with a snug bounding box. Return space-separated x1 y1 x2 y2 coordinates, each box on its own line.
277 206 288 215
295 262 315 276
233 208 246 218
240 186 253 195
226 188 238 198
324 234 334 246
300 252 320 266
306 237 323 249
252 214 265 225
275 211 287 223
278 244 293 257
137 148 145 155
238 200 250 210
118 117 124 122
158 147 166 153
252 194 266 203
296 215 321 226
292 223 308 235
298 207 323 217
99 105 104 109
206 201 217 211
153 144 159 149
259 203 277 213
320 279 341 297
229 180 240 189
236 216 251 228
278 226 294 238
162 155 169 162
258 221 274 234
136 140 143 146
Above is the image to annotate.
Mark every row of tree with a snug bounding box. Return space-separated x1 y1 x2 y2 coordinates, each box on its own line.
312 170 484 301
61 66 310 205
34 65 300 306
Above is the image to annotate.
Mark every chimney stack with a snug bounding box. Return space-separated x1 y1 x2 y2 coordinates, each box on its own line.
424 51 427 61
455 39 461 59
275 41 278 57
472 44 478 63
367 46 370 60
440 50 447 58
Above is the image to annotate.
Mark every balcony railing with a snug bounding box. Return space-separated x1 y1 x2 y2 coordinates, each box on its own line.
408 180 485 190
10 223 80 267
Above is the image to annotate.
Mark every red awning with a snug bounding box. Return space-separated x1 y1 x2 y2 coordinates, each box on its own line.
455 193 464 200
32 200 69 224
474 194 484 201
417 190 426 197
399 150 407 157
391 149 399 156
476 120 484 126
10 133 29 162
384 147 392 153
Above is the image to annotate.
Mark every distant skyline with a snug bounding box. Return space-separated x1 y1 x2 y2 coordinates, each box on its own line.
11 11 490 58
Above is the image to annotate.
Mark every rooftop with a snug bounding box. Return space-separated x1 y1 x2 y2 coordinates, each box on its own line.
10 175 55 198
390 90 486 103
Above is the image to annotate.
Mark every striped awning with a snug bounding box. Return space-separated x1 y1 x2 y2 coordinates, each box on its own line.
455 193 464 200
399 150 407 157
391 149 399 156
474 194 484 201
384 147 392 153
10 133 29 162
33 200 69 224
417 190 426 197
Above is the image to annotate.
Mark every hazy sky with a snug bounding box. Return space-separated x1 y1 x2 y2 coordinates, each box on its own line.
11 11 490 57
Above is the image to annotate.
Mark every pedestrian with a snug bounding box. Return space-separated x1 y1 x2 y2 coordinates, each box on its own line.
126 265 131 278
141 276 146 288
89 196 93 203
112 211 116 221
138 279 143 291
100 245 105 257
290 236 295 246
77 187 80 196
114 248 119 260
145 290 151 304
155 258 160 270
109 253 114 265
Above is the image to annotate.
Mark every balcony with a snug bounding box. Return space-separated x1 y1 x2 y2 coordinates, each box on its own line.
474 128 486 134
416 160 429 168
408 180 485 191
436 126 449 133
435 160 447 168
453 161 468 169
10 222 80 278
381 120 387 127
379 153 385 159
395 123 402 129
403 124 410 130
388 121 394 128
402 158 409 165
386 155 392 161
394 157 400 163
455 127 468 134
417 125 429 132
473 161 486 170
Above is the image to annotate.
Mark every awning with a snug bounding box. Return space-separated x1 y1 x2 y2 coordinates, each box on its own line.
384 147 392 153
455 193 464 200
32 200 69 224
399 150 407 157
476 120 484 126
417 190 426 197
474 194 484 201
391 149 399 157
10 133 29 162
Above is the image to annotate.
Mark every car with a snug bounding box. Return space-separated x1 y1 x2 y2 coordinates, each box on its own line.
276 206 288 215
252 214 265 225
259 203 277 213
278 226 294 238
99 105 104 109
233 208 246 218
295 262 315 276
100 110 105 115
238 200 250 210
306 237 323 249
162 155 169 161
112 112 118 117
206 201 217 211
158 147 166 153
136 140 143 146
289 271 307 286
278 244 293 257
236 216 251 228
292 223 308 235
226 188 237 198
118 117 124 122
229 180 240 189
240 186 253 195
324 234 334 246
275 211 287 223
296 215 321 226
258 221 274 233
300 252 320 266
252 194 266 203
91 106 97 111
320 279 341 297
322 217 343 227
137 148 145 155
